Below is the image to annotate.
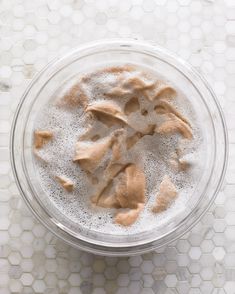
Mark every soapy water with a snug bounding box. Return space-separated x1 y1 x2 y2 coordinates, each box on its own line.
34 63 204 235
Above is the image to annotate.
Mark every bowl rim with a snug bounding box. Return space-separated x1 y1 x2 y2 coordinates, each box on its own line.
10 38 228 256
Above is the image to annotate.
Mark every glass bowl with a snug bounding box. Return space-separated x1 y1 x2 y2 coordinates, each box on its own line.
10 39 228 256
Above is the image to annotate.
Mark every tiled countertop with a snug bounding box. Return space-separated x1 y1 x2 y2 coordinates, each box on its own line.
0 0 235 293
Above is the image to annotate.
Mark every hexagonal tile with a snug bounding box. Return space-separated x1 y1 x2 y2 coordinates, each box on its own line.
55 241 70 254
225 226 235 241
200 267 214 281
45 273 57 287
20 231 34 244
21 259 34 272
80 253 94 266
225 212 235 225
92 288 106 294
68 287 83 294
153 254 166 267
188 262 201 274
164 274 177 287
128 256 143 267
128 281 143 293
0 233 9 248
68 273 81 287
165 261 177 274
0 273 9 288
104 280 117 293
199 254 215 268
117 260 130 274
212 233 225 247
176 267 190 281
32 224 46 238
9 224 22 238
80 266 93 279
142 274 154 287
224 281 235 294
213 219 226 233
177 254 190 267
201 240 214 253
152 281 167 293
140 289 155 294
189 247 202 260
55 259 69 279
212 273 225 288
176 240 190 253
45 259 57 273
188 234 203 246
200 281 213 294
0 216 10 230
21 217 34 230
117 274 129 287
69 260 82 273
129 267 142 281
93 274 105 287
151 263 166 281
141 260 154 274
104 266 118 280
9 279 23 293
8 265 22 279
33 238 46 251
213 247 226 261
188 289 201 294
176 281 190 294
45 245 56 259
32 280 46 293
8 252 21 265
21 273 34 286
20 245 33 258
164 247 178 261
104 257 118 266
191 274 202 287
115 287 129 294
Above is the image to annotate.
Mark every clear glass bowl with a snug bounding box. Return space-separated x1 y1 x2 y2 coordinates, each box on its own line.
10 39 228 256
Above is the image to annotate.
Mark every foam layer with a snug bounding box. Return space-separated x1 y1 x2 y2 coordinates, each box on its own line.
33 63 204 235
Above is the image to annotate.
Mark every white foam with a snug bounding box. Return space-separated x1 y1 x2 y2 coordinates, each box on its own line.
33 63 204 236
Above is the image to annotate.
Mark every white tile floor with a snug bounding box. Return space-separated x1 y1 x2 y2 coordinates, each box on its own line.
0 0 235 293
